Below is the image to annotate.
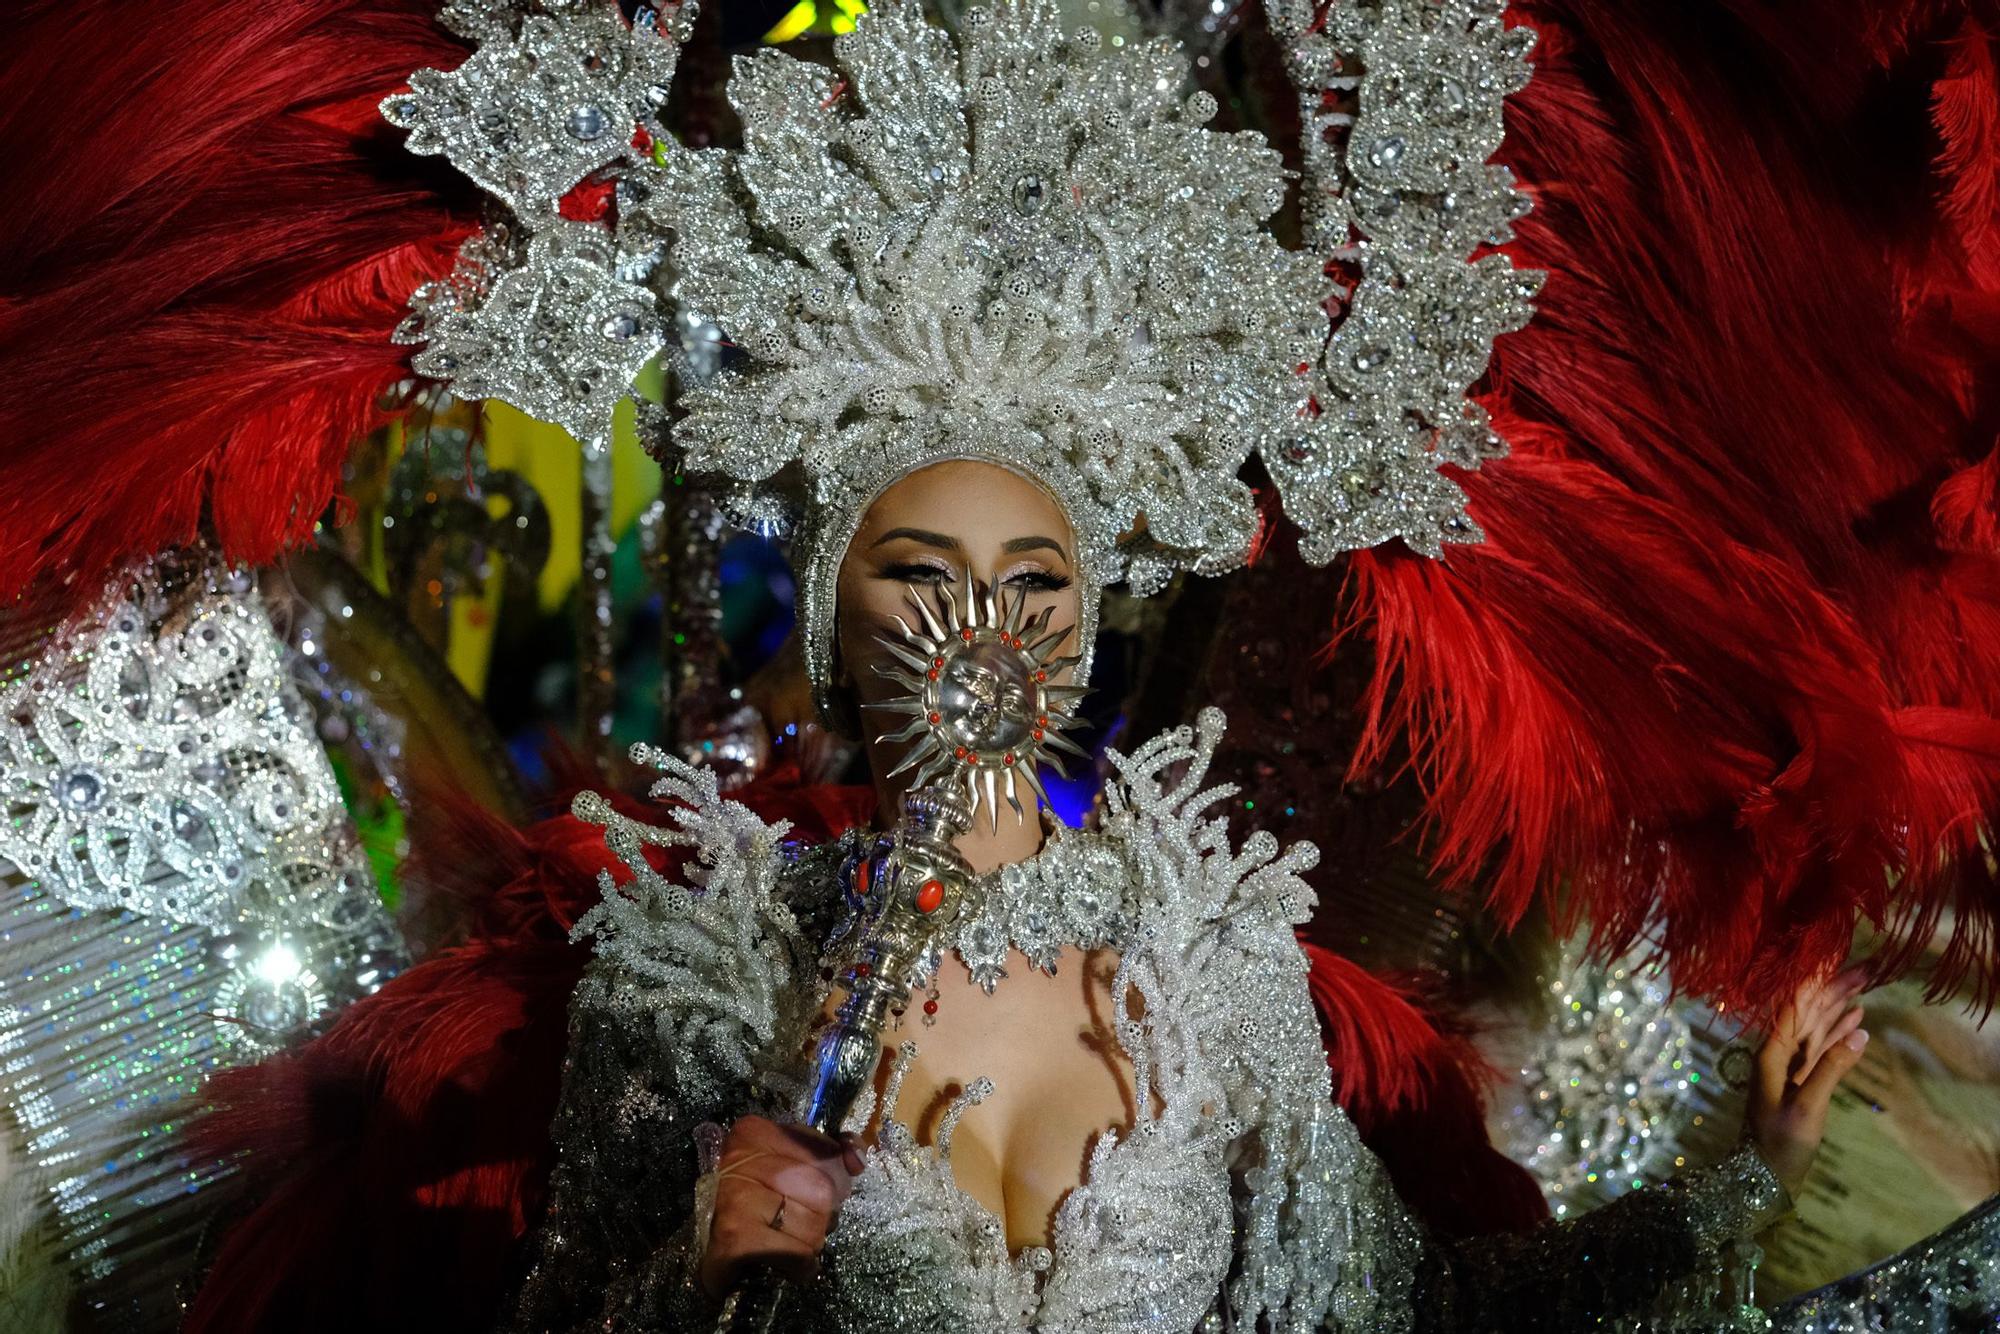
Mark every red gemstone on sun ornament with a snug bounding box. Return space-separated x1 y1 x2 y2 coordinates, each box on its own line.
933 657 944 668
1004 753 1015 765
928 711 941 723
961 628 975 641
1032 729 1043 741
928 669 939 680
916 878 945 914
1037 715 1048 727
1035 671 1047 682
923 999 939 1016
954 746 968 759
854 962 871 978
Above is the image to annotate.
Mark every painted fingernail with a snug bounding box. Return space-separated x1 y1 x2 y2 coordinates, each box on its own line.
1844 1029 1870 1052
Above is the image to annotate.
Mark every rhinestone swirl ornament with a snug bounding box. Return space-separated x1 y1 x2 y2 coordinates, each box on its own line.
865 575 1088 829
0 552 403 1325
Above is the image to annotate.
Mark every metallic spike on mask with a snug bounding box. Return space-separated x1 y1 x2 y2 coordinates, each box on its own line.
866 573 1088 824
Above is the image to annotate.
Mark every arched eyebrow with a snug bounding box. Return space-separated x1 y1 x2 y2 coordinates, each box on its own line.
1002 535 1068 560
868 528 1068 562
870 526 962 551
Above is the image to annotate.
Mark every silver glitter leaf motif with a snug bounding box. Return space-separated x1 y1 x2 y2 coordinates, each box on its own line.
1268 0 1543 558
0 559 387 939
382 3 690 217
434 0 526 43
382 5 692 446
403 223 665 448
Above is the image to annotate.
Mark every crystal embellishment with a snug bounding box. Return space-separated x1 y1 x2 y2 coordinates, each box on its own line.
0 555 393 942
382 4 691 217
396 223 665 448
382 0 1541 715
952 829 1136 992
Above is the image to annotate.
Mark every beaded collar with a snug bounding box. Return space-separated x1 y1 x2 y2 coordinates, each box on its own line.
951 828 1136 993
797 825 1138 998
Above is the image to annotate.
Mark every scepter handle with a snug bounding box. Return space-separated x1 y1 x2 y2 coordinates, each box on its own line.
722 784 976 1331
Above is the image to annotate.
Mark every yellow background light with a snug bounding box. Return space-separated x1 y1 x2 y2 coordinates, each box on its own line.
764 0 868 42
764 1 817 41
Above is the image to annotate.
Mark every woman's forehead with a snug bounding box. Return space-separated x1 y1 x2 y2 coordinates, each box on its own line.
864 460 1075 542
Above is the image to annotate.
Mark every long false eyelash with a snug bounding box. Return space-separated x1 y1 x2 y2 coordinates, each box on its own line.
877 562 1073 591
877 560 953 585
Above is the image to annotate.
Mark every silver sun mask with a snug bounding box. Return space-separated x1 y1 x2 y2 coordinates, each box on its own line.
867 573 1089 828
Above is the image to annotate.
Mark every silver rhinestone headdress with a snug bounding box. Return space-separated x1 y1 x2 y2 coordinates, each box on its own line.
384 0 1541 723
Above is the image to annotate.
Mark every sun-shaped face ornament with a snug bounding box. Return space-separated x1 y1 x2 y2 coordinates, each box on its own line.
866 571 1090 828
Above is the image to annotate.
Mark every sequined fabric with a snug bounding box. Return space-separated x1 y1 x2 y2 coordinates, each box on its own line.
1774 1194 2000 1331
0 555 402 1329
510 708 1792 1333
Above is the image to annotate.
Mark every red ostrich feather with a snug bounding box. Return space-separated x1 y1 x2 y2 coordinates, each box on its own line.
1342 0 2000 1021
0 0 480 609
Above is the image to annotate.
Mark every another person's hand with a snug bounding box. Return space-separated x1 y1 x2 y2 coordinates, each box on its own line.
1747 966 1870 1197
697 1115 863 1300
743 631 814 741
741 629 850 785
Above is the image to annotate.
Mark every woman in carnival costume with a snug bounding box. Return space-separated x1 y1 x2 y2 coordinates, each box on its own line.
2 0 1998 1330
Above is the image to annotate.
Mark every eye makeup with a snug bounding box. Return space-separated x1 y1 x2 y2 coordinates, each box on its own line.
876 563 949 587
998 563 1073 592
873 558 1073 592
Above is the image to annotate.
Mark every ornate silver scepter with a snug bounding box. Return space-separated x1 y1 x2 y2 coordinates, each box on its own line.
803 571 1089 1123
734 574 1086 1329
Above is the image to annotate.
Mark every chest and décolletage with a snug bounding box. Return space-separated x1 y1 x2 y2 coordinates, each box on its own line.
818 946 1145 1254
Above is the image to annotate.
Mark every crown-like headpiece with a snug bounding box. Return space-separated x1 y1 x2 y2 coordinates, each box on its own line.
385 0 1540 721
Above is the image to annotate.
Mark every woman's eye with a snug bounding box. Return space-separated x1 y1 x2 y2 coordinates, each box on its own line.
882 562 951 585
1005 570 1073 592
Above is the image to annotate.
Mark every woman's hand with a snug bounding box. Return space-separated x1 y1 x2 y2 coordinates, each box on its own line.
697 1116 863 1300
1747 966 1871 1197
